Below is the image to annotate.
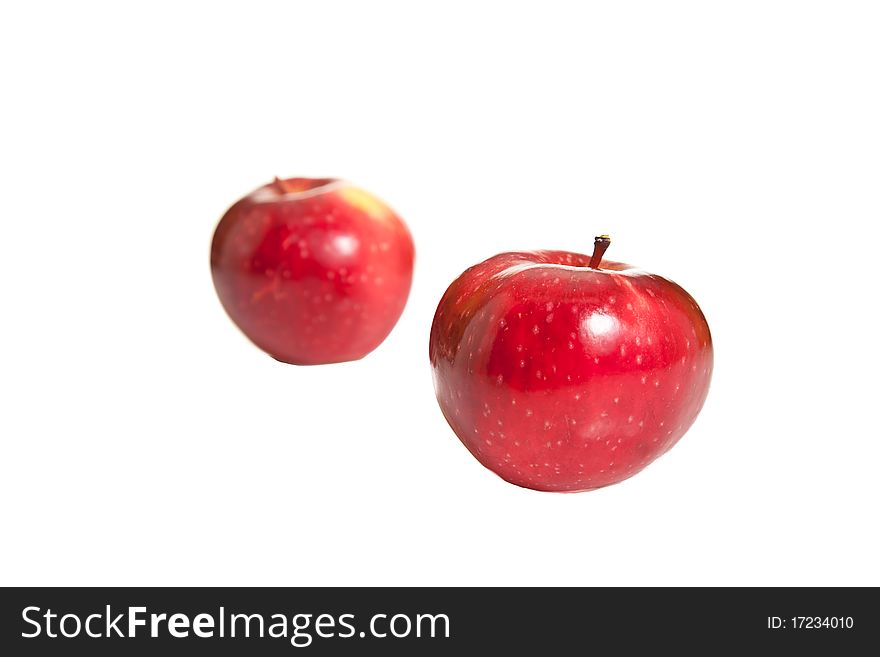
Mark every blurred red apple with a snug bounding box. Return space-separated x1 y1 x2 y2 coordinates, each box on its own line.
429 236 712 492
211 178 414 364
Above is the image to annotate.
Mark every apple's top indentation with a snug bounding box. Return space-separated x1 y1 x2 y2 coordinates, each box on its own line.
274 177 335 194
251 177 346 203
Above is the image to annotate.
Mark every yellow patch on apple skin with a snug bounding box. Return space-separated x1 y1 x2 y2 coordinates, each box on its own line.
338 186 391 221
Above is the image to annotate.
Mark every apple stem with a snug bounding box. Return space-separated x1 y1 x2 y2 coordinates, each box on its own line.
589 235 611 269
273 177 289 194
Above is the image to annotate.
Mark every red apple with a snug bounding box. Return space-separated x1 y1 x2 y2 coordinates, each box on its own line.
211 178 414 364
429 237 712 492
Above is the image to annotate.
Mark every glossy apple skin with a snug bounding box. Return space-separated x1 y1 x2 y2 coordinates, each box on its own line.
429 250 712 492
211 178 414 364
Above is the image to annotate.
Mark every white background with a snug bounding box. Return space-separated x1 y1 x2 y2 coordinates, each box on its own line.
1 1 878 586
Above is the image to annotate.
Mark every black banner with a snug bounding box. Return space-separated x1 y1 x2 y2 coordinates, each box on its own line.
0 587 873 654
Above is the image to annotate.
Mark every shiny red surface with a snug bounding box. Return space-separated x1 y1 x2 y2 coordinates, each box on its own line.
211 178 414 364
429 250 713 492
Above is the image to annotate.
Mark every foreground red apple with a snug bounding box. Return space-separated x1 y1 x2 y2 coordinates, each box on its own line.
429 236 712 492
211 178 414 364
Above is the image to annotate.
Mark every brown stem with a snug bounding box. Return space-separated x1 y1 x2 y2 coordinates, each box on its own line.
273 177 289 194
588 235 611 269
